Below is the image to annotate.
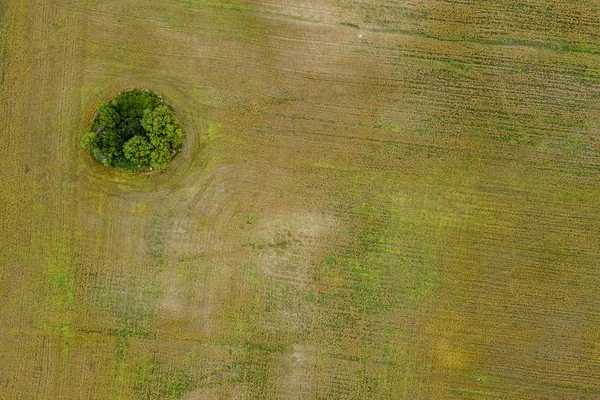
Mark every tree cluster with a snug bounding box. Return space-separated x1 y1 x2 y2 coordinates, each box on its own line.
81 90 183 171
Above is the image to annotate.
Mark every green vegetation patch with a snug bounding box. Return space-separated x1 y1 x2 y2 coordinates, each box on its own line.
132 357 195 400
81 89 183 171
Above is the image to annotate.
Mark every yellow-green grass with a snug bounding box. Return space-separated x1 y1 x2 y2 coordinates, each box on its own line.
1 0 600 398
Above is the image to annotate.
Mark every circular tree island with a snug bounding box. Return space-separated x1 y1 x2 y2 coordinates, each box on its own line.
81 89 183 171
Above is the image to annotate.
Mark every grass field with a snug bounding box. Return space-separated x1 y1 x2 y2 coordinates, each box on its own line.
1 0 600 398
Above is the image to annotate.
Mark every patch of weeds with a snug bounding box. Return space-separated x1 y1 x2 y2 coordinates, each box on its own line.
144 212 175 261
313 161 335 169
271 229 297 250
243 229 298 251
95 274 163 332
46 247 77 306
45 242 78 351
536 159 598 177
110 318 156 398
374 123 402 132
246 212 259 225
235 349 275 398
317 193 442 323
313 161 353 172
304 291 315 302
133 358 195 400
167 0 252 12
208 121 223 141
242 239 267 250
490 125 537 146
202 1 252 11
48 269 76 305
114 323 131 362
347 258 389 312
413 127 455 137
341 22 360 29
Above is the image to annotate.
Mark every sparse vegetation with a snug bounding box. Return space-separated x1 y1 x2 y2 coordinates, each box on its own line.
2 0 600 398
81 90 182 171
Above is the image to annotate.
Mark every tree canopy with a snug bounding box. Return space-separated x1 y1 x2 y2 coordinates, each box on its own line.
81 90 182 171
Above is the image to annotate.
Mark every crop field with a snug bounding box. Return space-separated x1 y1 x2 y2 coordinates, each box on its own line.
1 0 600 398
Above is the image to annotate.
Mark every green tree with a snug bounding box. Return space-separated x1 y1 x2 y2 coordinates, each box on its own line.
142 106 183 148
97 102 119 128
123 135 154 167
81 90 182 171
80 131 98 150
150 143 172 169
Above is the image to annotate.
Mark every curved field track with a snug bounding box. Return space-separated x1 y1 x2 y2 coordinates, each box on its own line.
1 0 600 398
